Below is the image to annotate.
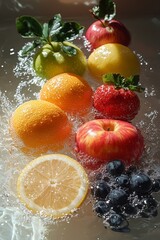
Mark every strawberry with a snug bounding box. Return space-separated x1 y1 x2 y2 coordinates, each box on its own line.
93 74 144 121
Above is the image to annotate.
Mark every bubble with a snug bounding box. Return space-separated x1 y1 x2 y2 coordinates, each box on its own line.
82 36 92 53
9 48 15 56
144 87 156 97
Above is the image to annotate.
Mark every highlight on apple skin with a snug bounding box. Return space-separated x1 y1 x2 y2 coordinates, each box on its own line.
75 119 144 169
85 19 131 50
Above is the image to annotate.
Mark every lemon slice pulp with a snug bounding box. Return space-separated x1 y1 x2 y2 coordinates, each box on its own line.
17 154 89 218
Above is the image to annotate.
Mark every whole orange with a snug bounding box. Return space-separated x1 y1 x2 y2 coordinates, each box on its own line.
39 73 93 115
10 100 71 152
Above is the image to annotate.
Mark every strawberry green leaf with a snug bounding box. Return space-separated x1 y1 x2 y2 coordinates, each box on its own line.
128 75 139 85
102 73 115 84
16 16 43 38
103 74 145 92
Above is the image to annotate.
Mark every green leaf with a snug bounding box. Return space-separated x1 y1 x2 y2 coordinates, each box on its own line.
48 14 63 41
62 43 77 56
16 16 43 38
91 0 116 21
19 40 41 56
103 74 144 92
102 73 115 84
128 75 140 85
50 21 84 42
42 23 49 39
16 14 84 57
60 22 84 41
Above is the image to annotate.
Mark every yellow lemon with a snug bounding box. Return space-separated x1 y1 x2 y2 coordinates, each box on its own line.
33 42 87 79
10 100 71 152
17 154 89 218
88 43 140 81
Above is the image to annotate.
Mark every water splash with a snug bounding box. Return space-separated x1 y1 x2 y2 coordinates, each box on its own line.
0 208 46 240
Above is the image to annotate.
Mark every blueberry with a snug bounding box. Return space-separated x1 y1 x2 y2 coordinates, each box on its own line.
133 194 158 218
125 165 137 175
101 174 110 182
92 180 110 200
108 189 128 206
104 213 129 231
140 206 158 218
106 160 125 176
130 173 153 194
94 200 110 217
142 195 158 208
152 179 160 192
134 200 144 210
122 203 137 216
95 172 103 180
116 174 130 188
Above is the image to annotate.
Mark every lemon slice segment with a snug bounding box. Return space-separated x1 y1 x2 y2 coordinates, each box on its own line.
17 154 89 218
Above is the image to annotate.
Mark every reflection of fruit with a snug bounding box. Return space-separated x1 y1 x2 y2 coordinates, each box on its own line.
75 119 144 168
86 19 131 50
17 154 89 218
93 84 140 121
40 73 93 115
10 100 71 152
33 42 87 79
88 43 140 80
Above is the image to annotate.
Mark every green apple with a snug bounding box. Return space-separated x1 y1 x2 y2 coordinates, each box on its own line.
16 15 87 79
33 41 87 79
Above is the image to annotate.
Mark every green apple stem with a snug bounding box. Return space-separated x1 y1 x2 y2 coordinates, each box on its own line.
43 39 63 54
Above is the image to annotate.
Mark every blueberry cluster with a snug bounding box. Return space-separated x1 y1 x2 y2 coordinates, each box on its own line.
91 160 160 232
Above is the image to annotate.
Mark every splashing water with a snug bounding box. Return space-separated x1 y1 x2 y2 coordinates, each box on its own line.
0 17 160 240
0 208 46 240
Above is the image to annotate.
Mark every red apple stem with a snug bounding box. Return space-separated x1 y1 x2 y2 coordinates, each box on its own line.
89 10 106 28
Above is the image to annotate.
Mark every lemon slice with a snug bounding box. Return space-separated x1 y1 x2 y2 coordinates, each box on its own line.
17 154 89 218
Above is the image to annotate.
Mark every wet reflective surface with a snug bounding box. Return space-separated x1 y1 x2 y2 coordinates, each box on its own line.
0 2 160 239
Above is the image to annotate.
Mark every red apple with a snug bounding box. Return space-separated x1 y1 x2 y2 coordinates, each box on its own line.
75 119 144 169
85 19 131 50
